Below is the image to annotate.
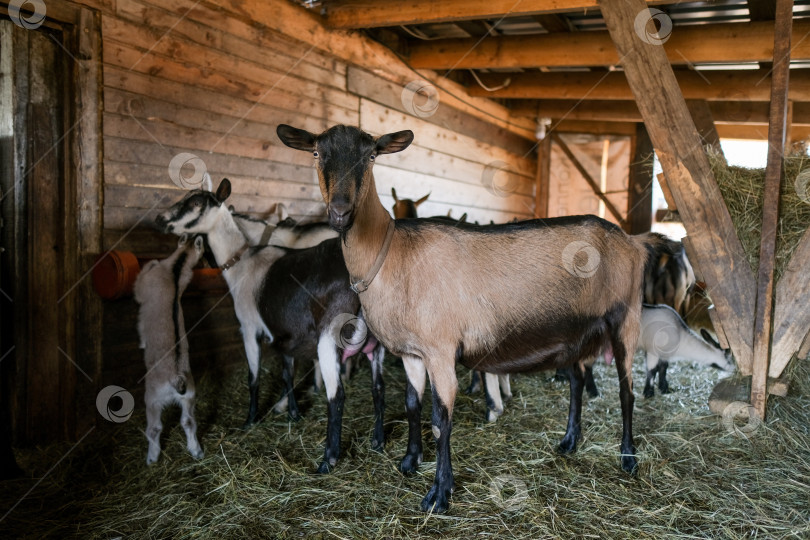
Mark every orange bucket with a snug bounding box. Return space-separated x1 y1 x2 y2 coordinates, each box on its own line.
92 250 141 300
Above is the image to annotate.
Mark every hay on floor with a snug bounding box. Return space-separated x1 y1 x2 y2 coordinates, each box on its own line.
1 349 809 539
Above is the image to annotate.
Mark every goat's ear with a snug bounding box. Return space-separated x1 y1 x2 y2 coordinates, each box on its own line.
178 233 189 247
194 235 205 252
277 124 316 151
376 130 414 155
701 329 721 349
391 187 399 201
201 172 213 192
216 178 231 202
414 192 430 206
276 202 289 221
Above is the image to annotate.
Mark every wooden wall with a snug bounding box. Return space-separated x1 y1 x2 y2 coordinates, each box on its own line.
81 0 536 389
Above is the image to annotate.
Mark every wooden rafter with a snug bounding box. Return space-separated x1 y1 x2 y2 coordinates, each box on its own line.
467 69 810 101
408 20 810 70
512 100 810 126
323 0 662 29
751 0 793 419
599 0 757 372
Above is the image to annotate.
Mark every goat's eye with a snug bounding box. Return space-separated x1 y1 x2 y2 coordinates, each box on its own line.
370 155 376 162
313 151 319 158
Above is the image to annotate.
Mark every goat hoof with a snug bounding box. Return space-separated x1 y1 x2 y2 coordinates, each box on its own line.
643 387 655 399
370 438 384 452
420 482 453 513
241 420 257 430
146 455 159 465
398 453 421 475
316 461 332 474
659 384 671 394
586 387 599 398
503 393 513 402
288 411 302 423
557 434 578 455
621 454 638 475
486 409 501 423
190 448 204 460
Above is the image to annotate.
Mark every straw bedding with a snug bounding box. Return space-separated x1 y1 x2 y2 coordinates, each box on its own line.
2 347 808 539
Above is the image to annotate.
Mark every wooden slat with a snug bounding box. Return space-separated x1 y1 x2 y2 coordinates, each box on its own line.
324 0 661 29
410 20 810 70
771 228 810 376
717 123 810 141
347 67 535 156
467 69 810 101
599 0 757 373
212 0 536 140
551 133 626 226
751 0 792 418
627 124 653 234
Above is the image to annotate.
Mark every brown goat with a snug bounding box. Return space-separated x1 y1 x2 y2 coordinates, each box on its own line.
391 187 429 219
277 124 648 514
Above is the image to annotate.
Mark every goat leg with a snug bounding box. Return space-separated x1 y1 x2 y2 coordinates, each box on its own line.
558 365 584 454
399 355 425 475
420 382 455 514
369 344 385 452
281 355 301 422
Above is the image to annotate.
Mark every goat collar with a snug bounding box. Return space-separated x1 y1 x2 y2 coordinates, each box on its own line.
350 220 395 294
220 243 250 271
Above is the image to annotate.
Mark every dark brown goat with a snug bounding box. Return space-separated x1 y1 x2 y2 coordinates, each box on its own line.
277 124 648 513
391 187 429 219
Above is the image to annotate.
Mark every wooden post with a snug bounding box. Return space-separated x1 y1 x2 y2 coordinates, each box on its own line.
535 135 551 218
752 0 793 418
599 0 756 373
627 124 654 233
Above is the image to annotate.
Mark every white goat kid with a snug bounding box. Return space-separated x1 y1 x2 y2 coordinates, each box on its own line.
134 234 205 464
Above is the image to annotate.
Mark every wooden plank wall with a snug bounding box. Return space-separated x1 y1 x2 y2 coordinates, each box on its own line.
76 0 536 385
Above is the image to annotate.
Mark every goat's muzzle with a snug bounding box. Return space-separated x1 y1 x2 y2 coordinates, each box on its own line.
154 214 172 233
328 202 354 232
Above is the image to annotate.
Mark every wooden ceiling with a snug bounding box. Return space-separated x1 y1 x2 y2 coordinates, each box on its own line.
306 0 810 137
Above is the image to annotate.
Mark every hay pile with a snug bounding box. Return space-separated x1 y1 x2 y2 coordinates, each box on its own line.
710 151 810 283
2 350 809 539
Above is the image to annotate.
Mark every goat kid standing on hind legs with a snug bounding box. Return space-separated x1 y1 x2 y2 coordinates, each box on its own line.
277 123 650 514
134 234 206 464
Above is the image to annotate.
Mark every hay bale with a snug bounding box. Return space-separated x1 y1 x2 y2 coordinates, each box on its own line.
710 151 810 283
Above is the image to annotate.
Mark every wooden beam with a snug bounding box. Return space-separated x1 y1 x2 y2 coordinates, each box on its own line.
599 0 757 373
748 0 777 21
551 133 626 226
627 124 654 234
468 69 810 101
551 119 637 136
751 0 790 414
409 20 810 70
686 100 723 156
323 0 662 29
752 0 790 416
771 228 810 376
535 135 551 218
515 100 810 126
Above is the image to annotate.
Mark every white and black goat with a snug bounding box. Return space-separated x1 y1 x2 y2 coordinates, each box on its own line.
155 179 384 472
278 124 648 513
635 303 733 397
133 234 205 464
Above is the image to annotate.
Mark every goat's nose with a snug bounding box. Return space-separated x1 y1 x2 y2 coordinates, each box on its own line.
329 202 351 220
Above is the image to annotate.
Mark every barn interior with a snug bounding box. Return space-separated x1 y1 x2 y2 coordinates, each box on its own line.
1 0 809 537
